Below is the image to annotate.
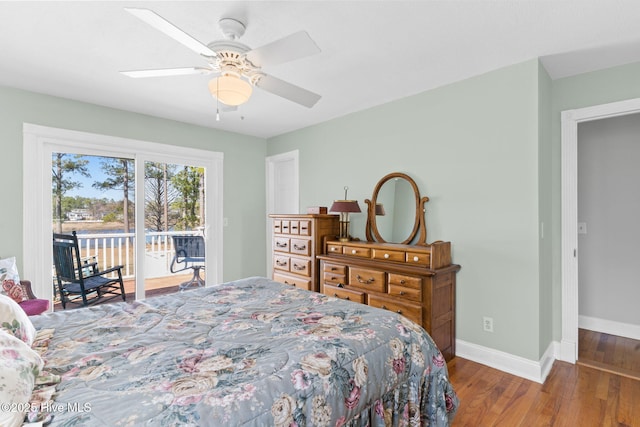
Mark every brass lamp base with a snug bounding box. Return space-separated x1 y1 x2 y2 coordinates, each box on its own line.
338 220 352 242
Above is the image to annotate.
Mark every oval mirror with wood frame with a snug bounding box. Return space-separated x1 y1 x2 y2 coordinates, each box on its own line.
364 172 429 245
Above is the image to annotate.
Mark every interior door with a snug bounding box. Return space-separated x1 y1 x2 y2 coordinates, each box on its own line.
266 151 299 277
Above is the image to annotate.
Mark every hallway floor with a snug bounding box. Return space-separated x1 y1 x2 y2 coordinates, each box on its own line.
578 328 640 381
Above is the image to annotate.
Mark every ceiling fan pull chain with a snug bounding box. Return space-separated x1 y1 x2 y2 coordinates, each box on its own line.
216 78 220 121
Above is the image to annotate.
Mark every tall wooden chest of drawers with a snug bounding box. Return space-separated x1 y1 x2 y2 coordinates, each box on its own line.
269 214 339 292
318 240 460 361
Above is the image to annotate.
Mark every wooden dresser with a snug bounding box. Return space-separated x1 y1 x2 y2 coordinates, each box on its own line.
318 240 460 361
269 214 339 292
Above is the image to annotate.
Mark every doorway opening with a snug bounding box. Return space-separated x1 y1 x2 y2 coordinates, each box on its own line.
571 113 640 378
560 97 640 365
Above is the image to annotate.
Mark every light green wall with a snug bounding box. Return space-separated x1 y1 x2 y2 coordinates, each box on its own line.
538 62 553 354
550 61 640 341
0 85 267 282
268 59 544 360
8 56 637 362
269 58 640 361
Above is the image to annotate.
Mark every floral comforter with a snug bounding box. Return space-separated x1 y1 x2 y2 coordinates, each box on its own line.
32 276 458 426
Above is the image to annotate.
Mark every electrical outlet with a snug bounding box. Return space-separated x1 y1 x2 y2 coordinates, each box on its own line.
483 316 494 333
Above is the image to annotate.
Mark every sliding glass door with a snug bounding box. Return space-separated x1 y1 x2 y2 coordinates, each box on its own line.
143 161 207 298
23 124 223 306
51 153 135 308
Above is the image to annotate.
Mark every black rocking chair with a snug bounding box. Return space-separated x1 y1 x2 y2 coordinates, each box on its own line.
170 235 205 290
52 231 126 309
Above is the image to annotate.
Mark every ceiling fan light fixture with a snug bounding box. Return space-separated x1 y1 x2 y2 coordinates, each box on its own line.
124 9 322 108
208 74 252 106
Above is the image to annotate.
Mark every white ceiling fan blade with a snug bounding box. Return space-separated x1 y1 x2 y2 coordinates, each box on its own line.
121 67 212 78
256 74 321 108
246 31 320 67
125 8 217 58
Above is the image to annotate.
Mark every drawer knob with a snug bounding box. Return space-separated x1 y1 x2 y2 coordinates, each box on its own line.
400 280 406 284
384 253 390 259
400 291 405 296
413 256 419 262
396 310 402 314
293 264 305 271
356 275 374 285
345 296 350 301
331 247 337 251
333 293 338 297
381 305 387 309
293 244 306 250
352 249 357 254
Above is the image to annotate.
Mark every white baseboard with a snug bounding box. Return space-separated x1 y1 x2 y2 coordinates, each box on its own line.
579 315 640 341
558 339 577 363
456 318 640 383
456 339 558 384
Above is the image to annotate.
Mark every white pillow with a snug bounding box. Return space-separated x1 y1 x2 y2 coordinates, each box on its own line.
0 293 36 346
0 256 26 303
0 329 43 427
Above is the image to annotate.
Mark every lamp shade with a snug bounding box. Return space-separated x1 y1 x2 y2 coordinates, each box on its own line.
330 200 361 213
208 74 252 106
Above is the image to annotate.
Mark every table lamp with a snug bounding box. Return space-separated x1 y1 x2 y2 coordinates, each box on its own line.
330 186 361 241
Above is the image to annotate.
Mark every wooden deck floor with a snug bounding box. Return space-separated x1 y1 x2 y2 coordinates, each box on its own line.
53 273 201 311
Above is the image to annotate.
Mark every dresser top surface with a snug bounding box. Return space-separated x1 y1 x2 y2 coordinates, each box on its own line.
269 214 339 219
326 240 448 252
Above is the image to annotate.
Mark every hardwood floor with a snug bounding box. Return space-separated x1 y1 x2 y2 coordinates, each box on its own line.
578 329 640 381
448 357 640 426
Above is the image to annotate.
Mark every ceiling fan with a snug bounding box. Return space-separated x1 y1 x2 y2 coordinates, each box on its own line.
121 8 322 109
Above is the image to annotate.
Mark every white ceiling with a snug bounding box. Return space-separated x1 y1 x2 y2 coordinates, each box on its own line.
2 1 640 139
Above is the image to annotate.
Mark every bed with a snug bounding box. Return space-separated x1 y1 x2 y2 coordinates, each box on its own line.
23 276 458 426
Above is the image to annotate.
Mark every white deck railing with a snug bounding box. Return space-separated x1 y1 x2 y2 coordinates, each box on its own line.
74 230 201 279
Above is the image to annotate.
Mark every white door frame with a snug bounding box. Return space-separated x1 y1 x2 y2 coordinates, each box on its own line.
560 97 640 362
265 150 299 276
23 123 223 304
